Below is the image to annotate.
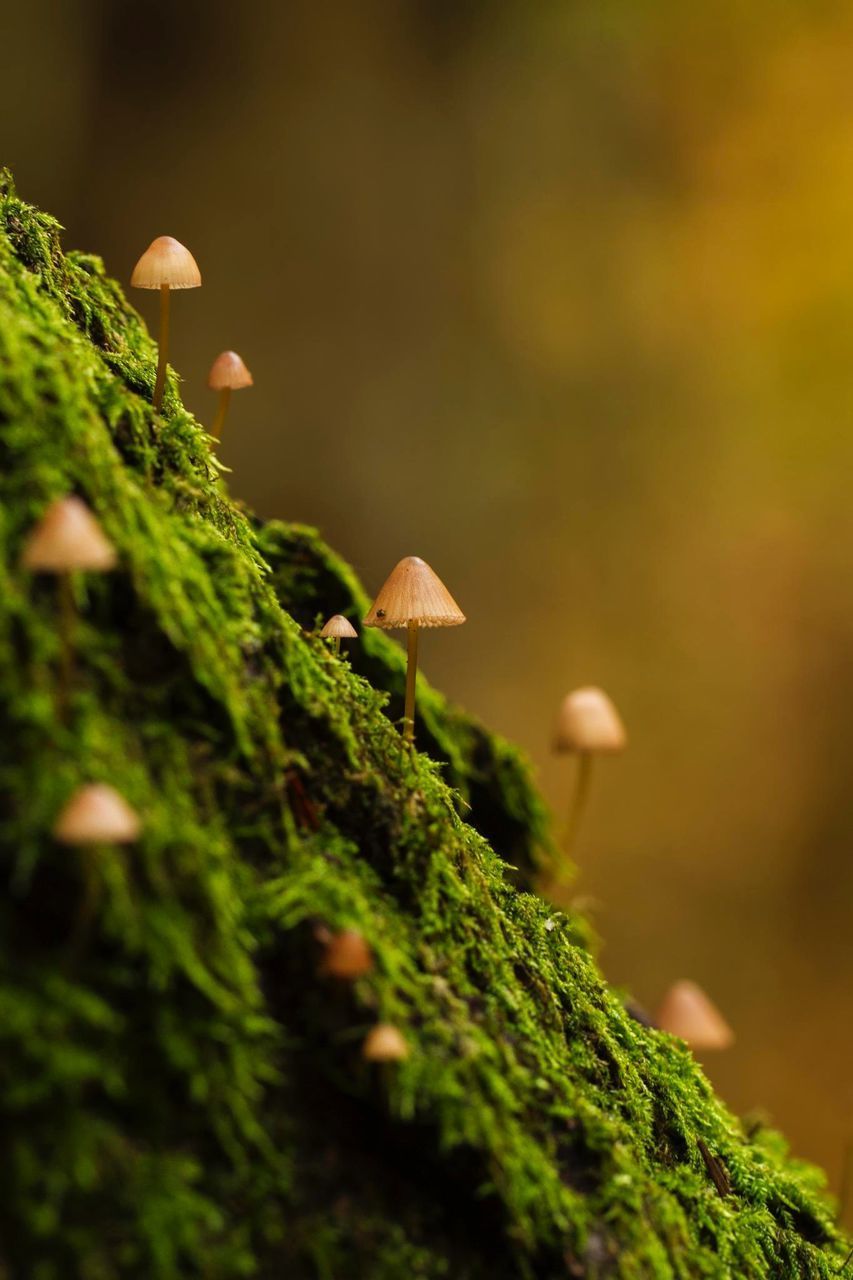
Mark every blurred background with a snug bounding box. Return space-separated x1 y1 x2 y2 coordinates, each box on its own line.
2 0 852 1204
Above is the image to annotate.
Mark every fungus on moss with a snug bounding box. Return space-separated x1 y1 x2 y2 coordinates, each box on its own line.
131 235 201 411
21 496 117 714
52 783 141 845
319 928 373 979
362 1024 409 1062
364 556 465 742
552 685 626 858
208 349 253 439
657 979 735 1052
320 612 357 655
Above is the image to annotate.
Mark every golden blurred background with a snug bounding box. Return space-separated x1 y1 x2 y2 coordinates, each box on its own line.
2 0 852 1203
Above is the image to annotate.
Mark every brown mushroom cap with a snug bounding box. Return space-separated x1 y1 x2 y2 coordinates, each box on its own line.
363 556 465 629
320 614 357 640
553 686 626 754
656 980 734 1051
208 350 253 391
21 497 117 573
320 929 374 979
52 783 142 845
362 1023 409 1062
131 236 201 290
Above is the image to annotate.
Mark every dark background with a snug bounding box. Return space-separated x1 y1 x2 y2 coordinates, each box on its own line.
3 0 852 1205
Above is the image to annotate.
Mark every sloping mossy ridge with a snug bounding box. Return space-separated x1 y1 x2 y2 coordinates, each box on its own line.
0 170 847 1280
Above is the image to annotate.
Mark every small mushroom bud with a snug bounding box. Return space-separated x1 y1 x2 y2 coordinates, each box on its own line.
320 614 357 656
207 350 253 439
552 686 626 858
319 929 374 979
53 784 142 845
21 497 117 717
364 556 465 742
362 1024 409 1062
131 236 201 412
656 980 734 1051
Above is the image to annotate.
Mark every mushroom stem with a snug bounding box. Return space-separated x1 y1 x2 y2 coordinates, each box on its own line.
211 387 231 439
333 635 341 656
404 621 419 741
153 284 171 412
57 572 76 721
564 751 592 857
70 846 102 961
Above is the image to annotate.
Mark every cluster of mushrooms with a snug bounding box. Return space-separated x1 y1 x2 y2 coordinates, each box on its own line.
15 233 735 1065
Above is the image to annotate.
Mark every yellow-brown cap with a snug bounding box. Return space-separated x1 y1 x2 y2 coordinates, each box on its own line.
52 783 142 845
21 497 117 573
553 686 626 754
362 1023 409 1062
207 350 253 391
131 236 201 290
364 556 465 629
319 929 374 979
656 980 734 1051
320 614 357 640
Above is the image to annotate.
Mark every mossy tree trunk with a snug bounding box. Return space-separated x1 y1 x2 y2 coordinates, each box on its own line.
0 171 847 1279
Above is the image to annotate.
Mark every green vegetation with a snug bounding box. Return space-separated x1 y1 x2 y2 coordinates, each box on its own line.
0 170 847 1278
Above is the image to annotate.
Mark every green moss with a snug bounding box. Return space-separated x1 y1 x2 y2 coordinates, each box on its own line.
0 168 847 1278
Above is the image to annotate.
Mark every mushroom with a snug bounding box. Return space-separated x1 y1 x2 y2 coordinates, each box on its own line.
53 783 142 845
320 614 357 656
131 236 201 412
552 686 626 857
21 497 117 714
364 556 465 741
207 350 253 439
656 980 734 1051
319 928 374 979
362 1023 409 1062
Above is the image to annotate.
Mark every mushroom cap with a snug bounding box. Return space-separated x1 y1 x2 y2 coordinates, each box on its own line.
21 497 117 573
320 614 357 639
320 929 374 979
52 783 142 845
208 350 253 391
553 686 626 754
656 980 734 1051
362 1023 409 1062
363 556 465 629
131 236 201 289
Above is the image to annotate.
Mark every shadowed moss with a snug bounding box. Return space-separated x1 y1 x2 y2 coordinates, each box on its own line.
0 169 848 1279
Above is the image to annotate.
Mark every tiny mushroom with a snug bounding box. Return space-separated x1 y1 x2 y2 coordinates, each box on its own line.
364 556 465 742
552 686 626 857
656 980 734 1052
207 350 253 439
319 928 374 980
362 1023 409 1063
21 497 117 712
53 783 142 845
320 614 357 656
131 236 201 412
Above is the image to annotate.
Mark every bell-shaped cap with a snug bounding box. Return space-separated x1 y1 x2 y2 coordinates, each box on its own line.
364 556 465 630
320 614 357 640
320 929 374 979
208 350 253 391
53 783 142 845
131 236 201 290
656 980 734 1051
21 497 117 573
553 686 626 754
362 1023 409 1062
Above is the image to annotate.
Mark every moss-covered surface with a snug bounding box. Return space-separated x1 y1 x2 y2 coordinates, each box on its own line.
0 170 848 1279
